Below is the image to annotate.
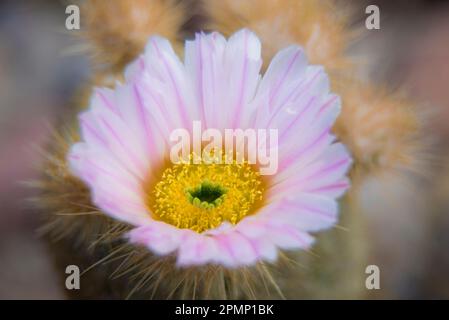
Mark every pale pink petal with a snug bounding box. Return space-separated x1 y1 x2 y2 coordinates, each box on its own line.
235 216 269 238
213 232 258 267
307 177 351 198
142 36 198 130
177 233 219 266
254 63 329 137
124 55 146 81
134 74 178 143
225 217 278 262
128 222 186 255
208 234 235 267
257 45 308 113
268 194 338 232
249 236 278 262
114 81 167 167
222 29 262 129
184 29 263 130
267 222 315 250
92 189 149 226
270 143 352 198
184 32 227 128
274 97 342 181
68 143 149 226
78 108 148 179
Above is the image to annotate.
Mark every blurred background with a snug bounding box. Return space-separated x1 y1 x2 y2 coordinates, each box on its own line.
1 0 449 299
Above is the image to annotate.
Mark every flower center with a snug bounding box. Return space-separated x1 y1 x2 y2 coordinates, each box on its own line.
186 181 227 209
149 154 265 233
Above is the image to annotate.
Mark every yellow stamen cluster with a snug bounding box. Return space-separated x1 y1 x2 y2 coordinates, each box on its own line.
150 154 264 233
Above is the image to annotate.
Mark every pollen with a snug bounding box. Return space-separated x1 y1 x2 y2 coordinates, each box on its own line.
150 154 265 233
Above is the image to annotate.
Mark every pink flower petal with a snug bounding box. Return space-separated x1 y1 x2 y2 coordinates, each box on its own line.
271 194 338 232
143 36 198 130
257 46 308 113
128 222 186 255
270 143 352 199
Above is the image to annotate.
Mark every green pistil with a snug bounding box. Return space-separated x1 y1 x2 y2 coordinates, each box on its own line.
186 181 227 209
